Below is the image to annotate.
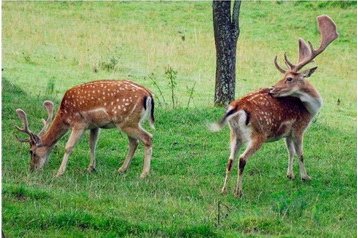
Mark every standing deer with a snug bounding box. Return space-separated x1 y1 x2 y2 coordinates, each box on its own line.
15 80 155 178
210 15 338 197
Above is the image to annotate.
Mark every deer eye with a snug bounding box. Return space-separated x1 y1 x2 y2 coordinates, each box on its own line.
286 77 293 82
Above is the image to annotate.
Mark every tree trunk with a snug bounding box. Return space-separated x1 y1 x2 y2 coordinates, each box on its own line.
213 0 241 107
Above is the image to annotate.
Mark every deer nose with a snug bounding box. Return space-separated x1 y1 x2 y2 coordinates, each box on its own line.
268 86 275 94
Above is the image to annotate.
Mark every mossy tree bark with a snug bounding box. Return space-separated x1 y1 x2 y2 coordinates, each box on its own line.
213 0 241 107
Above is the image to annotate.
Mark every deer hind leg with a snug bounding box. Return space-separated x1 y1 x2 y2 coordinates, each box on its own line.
221 130 241 194
121 126 152 179
285 137 296 180
118 136 139 174
293 134 311 181
87 128 100 173
56 128 85 177
234 137 263 198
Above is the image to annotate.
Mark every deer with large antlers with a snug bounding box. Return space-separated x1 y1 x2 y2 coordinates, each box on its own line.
210 15 338 197
15 80 155 178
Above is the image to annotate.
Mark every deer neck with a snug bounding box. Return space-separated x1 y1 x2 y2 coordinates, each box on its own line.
39 114 68 148
295 85 322 116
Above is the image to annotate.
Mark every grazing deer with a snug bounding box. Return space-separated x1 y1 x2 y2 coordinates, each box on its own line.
210 15 338 197
15 80 155 178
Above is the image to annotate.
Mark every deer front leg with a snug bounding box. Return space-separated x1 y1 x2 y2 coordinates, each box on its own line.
56 128 84 177
234 138 263 198
221 131 241 194
118 136 139 174
285 137 296 180
87 128 100 173
293 134 311 181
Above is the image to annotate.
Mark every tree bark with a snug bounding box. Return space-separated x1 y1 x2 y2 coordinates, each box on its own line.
213 0 241 107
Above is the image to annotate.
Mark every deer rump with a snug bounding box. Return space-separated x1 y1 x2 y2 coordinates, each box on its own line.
216 88 312 143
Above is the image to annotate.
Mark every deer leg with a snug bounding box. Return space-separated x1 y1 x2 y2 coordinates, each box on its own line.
56 128 85 177
118 136 139 174
293 135 311 181
234 138 263 198
221 131 241 194
122 126 153 179
285 137 296 180
87 128 100 173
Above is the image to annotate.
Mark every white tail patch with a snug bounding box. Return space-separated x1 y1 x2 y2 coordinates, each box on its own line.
141 96 155 129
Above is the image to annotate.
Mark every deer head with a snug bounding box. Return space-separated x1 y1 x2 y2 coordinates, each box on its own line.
270 15 338 98
15 100 54 171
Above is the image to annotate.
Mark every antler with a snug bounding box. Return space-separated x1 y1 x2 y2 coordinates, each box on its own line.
39 100 54 135
15 109 32 136
15 109 41 144
284 52 294 69
286 15 338 72
274 56 286 73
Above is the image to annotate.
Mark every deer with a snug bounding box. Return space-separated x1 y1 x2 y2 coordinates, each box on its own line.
210 15 338 198
15 80 155 178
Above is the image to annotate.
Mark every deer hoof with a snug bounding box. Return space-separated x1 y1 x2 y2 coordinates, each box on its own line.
117 168 127 175
301 175 311 181
87 166 96 173
287 173 295 180
140 172 149 179
55 172 64 177
234 189 243 198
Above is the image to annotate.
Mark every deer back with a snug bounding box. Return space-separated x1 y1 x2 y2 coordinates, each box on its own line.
59 80 153 129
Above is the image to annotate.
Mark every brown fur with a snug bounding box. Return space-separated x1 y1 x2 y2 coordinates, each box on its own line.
230 88 311 141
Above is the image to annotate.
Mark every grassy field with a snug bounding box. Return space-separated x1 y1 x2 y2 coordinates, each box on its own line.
2 2 356 237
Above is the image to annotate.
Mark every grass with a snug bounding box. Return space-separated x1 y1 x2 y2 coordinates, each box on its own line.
2 2 356 237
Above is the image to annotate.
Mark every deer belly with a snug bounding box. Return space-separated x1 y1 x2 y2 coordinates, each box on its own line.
267 121 293 142
82 108 116 129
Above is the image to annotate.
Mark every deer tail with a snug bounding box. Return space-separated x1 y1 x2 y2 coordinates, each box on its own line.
208 106 241 132
143 95 155 129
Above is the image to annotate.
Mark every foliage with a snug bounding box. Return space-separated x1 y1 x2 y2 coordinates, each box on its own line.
165 66 178 109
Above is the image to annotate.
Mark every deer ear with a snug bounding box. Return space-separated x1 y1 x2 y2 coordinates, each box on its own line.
302 66 318 78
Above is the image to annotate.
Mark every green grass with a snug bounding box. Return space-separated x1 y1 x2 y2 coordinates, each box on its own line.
2 2 356 237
